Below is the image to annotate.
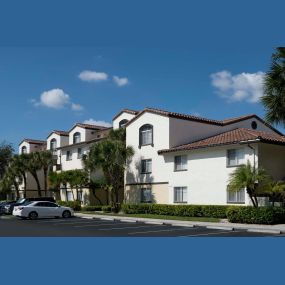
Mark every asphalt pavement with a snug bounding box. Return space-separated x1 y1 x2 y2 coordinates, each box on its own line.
0 215 281 237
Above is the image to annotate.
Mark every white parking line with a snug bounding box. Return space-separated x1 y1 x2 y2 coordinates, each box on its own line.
35 219 82 223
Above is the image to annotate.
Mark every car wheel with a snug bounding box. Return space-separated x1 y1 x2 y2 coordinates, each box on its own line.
62 210 71 218
29 211 38 220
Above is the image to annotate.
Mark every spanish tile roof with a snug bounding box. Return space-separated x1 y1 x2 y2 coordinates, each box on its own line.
69 123 110 132
158 128 285 154
112 109 139 121
47 130 69 138
125 107 283 135
19 139 46 146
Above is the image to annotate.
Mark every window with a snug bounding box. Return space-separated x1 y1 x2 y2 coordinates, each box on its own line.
141 159 152 174
77 190 83 202
174 187 187 203
251 121 257 130
141 188 152 203
227 188 245 204
119 119 129 128
67 191 74 201
50 138 57 151
66 150 72 161
227 149 244 167
77 148 82 159
21 146 27 154
139 124 153 146
174 155 188 171
73 132 81 144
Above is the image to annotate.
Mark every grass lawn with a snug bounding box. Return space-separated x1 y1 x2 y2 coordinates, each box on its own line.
79 211 220 223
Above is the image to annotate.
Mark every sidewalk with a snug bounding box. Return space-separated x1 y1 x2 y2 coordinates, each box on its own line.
75 212 285 234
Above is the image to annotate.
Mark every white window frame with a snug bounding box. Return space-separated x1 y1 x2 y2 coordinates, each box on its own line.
77 148 83 159
174 155 188 171
141 188 152 203
227 148 245 167
141 159 152 174
174 187 188 203
73 132 81 144
227 188 245 204
67 191 74 201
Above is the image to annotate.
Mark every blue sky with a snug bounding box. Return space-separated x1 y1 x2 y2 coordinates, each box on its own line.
0 0 284 148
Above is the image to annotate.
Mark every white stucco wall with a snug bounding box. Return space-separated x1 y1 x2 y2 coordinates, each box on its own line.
126 112 170 184
69 127 86 145
162 144 257 205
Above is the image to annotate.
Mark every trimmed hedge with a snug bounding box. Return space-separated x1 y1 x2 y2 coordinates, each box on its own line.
227 206 285 225
121 204 231 218
57 201 81 211
81 205 104 212
102 205 112 213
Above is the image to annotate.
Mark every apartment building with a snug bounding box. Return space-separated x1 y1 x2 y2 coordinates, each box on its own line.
115 107 285 206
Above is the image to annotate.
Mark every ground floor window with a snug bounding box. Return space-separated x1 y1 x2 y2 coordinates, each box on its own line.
141 188 152 203
77 190 83 202
227 188 245 204
174 187 187 203
67 191 74 201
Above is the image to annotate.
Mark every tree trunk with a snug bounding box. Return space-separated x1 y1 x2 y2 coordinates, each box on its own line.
44 168 48 197
32 172 42 197
21 171 27 198
13 182 20 200
91 189 103 205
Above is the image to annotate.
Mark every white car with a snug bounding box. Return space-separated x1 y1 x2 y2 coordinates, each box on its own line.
13 201 74 220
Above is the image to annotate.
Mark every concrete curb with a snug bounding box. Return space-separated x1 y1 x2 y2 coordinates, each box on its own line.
75 213 285 234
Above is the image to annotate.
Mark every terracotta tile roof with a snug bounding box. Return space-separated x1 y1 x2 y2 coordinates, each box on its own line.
158 128 285 154
112 109 139 121
47 130 69 138
69 123 109 132
19 139 46 146
125 107 283 135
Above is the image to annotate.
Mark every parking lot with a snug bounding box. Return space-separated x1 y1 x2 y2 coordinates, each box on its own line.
0 215 282 237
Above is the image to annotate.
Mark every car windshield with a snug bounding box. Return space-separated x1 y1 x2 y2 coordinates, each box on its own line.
16 198 26 204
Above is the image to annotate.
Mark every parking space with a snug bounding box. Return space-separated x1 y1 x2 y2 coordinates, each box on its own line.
0 215 280 237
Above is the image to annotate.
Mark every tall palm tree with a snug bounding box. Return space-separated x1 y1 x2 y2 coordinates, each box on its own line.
11 154 29 198
0 165 22 199
26 152 42 197
261 47 285 126
39 151 53 196
83 128 134 210
228 161 270 208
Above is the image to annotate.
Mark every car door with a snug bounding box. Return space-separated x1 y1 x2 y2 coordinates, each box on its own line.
44 202 61 217
32 202 48 218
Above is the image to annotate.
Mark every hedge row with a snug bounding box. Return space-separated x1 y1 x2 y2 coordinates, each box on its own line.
81 205 112 212
227 206 285 225
57 201 81 211
121 204 231 218
121 204 285 224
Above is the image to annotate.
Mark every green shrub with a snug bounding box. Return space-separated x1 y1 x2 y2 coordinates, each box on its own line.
57 201 81 211
102 205 112 213
81 205 104 212
226 206 285 224
121 204 231 218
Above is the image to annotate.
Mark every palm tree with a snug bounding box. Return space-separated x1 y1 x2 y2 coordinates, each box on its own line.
48 171 62 200
83 128 134 210
261 47 285 126
228 161 270 208
260 180 285 207
26 152 42 197
11 154 29 198
39 151 53 196
0 165 22 199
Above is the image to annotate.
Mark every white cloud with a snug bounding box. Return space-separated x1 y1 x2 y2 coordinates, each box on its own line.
210 70 265 103
71 103 84 111
36 88 70 109
113 75 129 87
32 88 84 112
78 70 108 82
83 119 112 127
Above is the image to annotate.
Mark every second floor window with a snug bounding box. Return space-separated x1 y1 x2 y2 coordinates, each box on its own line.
73 132 81 144
66 150 72 161
174 155 188 171
141 159 152 174
119 119 129 128
227 149 245 167
139 124 153 146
